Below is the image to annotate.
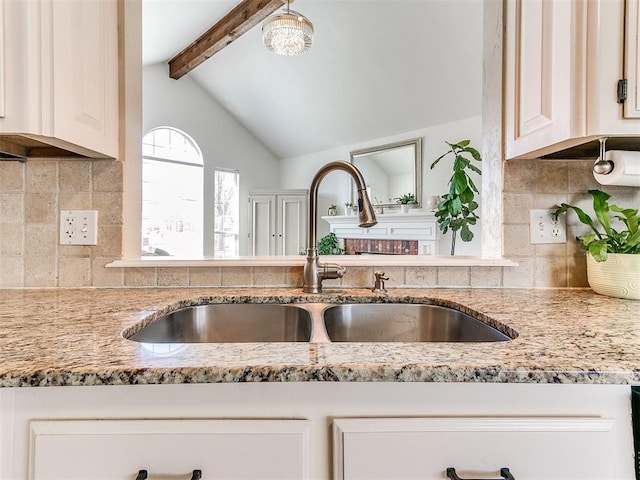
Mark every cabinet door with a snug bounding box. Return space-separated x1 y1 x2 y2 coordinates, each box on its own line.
277 194 307 256
504 0 574 159
333 417 620 480
49 0 118 158
30 419 310 480
248 195 277 255
625 0 640 118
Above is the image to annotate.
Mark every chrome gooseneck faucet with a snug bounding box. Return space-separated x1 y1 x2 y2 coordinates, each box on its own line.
303 161 377 293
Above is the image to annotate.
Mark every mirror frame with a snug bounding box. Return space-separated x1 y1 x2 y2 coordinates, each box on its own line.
349 138 423 209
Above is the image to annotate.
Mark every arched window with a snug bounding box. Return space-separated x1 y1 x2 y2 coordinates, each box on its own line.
141 127 203 257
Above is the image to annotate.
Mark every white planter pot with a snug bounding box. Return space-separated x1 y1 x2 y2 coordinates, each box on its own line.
586 253 640 300
400 204 410 214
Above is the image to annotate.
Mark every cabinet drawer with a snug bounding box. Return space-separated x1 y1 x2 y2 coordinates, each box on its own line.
333 417 618 479
30 419 310 480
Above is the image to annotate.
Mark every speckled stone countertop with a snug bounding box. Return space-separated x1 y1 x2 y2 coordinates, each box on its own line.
0 287 638 387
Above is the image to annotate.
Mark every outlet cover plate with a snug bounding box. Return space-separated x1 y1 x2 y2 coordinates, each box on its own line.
60 210 98 245
530 209 567 244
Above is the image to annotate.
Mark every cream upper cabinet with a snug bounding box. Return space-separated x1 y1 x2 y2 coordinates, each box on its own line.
625 0 640 119
505 0 640 160
504 0 573 161
0 0 118 159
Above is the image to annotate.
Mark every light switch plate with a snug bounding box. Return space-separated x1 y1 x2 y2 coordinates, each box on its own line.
60 210 98 245
530 209 567 244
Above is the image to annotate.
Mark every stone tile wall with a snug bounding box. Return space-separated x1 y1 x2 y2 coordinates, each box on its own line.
0 159 123 288
1 158 638 289
503 159 640 288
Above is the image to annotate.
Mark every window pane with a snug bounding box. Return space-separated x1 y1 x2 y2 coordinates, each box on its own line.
142 128 204 257
142 127 202 165
213 169 239 257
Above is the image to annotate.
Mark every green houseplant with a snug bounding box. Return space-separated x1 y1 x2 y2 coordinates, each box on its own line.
553 189 640 300
317 233 344 255
430 140 482 255
393 193 416 213
393 193 416 205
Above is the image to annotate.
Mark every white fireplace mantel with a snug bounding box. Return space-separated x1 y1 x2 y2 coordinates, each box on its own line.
321 211 439 255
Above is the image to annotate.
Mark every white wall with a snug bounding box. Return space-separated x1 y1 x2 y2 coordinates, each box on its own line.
279 116 483 256
143 64 280 256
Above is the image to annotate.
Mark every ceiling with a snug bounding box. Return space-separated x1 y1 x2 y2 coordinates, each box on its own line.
143 0 483 159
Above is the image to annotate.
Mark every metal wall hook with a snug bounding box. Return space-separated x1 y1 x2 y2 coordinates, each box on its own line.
593 137 614 175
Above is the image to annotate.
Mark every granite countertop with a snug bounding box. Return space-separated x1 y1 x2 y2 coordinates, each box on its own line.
0 287 638 387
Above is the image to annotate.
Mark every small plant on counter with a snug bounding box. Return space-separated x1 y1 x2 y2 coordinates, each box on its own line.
553 189 640 261
392 193 417 205
317 232 344 255
430 139 482 255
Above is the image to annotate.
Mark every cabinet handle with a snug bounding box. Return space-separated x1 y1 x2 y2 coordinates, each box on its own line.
446 467 515 480
136 470 202 480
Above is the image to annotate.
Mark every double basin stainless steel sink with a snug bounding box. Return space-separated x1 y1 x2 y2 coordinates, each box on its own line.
126 303 513 344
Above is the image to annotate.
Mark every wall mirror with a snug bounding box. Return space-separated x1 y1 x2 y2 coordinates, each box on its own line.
124 0 504 262
350 138 422 208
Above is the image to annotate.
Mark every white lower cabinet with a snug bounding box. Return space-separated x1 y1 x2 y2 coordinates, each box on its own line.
333 417 617 480
0 383 634 479
30 419 309 480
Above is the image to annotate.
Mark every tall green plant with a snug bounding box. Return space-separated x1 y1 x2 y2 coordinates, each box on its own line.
553 190 640 261
430 140 482 255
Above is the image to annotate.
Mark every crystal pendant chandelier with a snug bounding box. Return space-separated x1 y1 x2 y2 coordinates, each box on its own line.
262 0 313 56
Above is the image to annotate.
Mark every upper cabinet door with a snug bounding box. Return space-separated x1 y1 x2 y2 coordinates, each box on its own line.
505 0 640 160
504 0 573 160
625 0 640 118
0 0 118 158
49 0 119 158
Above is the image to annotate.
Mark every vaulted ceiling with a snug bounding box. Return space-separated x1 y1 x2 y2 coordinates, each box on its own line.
143 0 483 159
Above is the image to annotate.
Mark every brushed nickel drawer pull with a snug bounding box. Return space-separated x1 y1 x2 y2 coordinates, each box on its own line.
136 470 202 480
446 467 515 480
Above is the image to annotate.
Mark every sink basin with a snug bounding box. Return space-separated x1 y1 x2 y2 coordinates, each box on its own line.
322 304 511 342
127 304 312 343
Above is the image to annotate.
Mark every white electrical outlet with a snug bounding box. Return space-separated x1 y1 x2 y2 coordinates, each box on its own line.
529 209 567 244
60 210 98 245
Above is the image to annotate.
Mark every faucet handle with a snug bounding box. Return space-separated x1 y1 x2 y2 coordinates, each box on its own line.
374 270 389 281
372 271 389 293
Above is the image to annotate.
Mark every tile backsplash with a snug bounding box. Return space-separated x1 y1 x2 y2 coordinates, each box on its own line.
0 159 123 288
1 158 638 289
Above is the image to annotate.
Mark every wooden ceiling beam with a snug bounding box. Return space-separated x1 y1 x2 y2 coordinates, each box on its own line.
169 0 284 80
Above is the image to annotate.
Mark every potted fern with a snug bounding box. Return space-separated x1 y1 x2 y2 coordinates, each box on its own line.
393 193 417 213
553 190 640 300
430 140 482 255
